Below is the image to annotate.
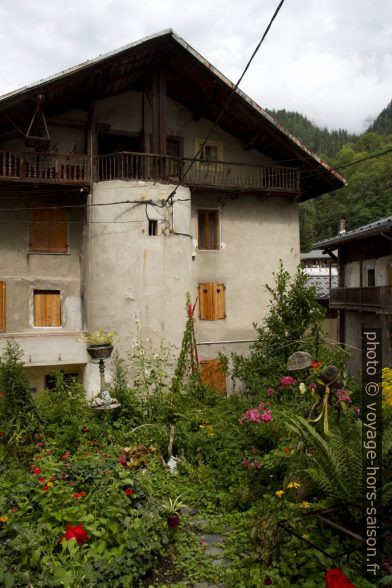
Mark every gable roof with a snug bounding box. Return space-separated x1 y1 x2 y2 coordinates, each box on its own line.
315 216 392 250
0 29 345 201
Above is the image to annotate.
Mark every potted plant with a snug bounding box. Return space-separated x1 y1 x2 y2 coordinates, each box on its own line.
85 330 115 360
162 495 188 528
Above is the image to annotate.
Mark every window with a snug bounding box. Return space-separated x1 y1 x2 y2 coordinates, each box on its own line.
45 373 79 390
198 210 219 250
34 290 61 327
200 359 226 395
0 281 5 333
148 219 158 236
166 137 182 157
29 208 68 253
367 269 375 287
195 140 223 171
199 283 225 320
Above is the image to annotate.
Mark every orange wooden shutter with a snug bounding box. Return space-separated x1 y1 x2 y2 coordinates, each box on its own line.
199 283 225 320
30 208 67 252
34 291 61 326
200 359 226 395
0 281 6 332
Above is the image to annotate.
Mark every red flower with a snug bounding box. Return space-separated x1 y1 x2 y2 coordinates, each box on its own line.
38 477 45 484
326 568 356 588
61 451 71 460
73 492 82 499
283 446 291 454
311 361 323 372
42 485 50 492
82 426 89 433
11 506 18 512
80 491 87 497
124 488 135 496
118 455 127 466
61 524 88 545
32 467 41 475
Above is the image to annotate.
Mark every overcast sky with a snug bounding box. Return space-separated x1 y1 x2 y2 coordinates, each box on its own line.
0 0 391 133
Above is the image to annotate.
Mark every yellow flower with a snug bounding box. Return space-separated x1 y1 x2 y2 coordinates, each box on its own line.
300 501 311 509
302 533 309 540
299 382 307 395
0 516 8 523
47 482 54 487
287 481 301 489
275 490 285 498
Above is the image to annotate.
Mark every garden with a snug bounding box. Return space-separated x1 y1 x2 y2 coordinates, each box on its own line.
0 265 391 587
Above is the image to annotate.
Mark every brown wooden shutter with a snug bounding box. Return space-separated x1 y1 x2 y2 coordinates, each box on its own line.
30 208 68 252
200 359 226 395
34 291 61 326
0 281 6 332
199 283 225 320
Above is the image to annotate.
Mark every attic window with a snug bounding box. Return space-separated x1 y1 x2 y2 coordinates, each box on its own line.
148 219 158 236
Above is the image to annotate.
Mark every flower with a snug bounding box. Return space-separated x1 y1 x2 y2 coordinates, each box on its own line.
42 485 50 492
252 447 258 454
11 506 18 512
73 492 83 499
352 406 361 415
300 501 311 509
80 491 87 497
275 490 285 498
287 481 301 489
38 477 45 484
61 451 71 461
61 524 89 545
0 516 8 523
261 410 272 423
124 488 135 496
311 361 323 372
283 446 291 454
266 387 275 397
325 568 356 588
241 458 250 468
50 476 57 481
336 389 352 404
244 409 261 423
36 442 44 448
280 376 297 386
47 482 54 488
32 467 41 475
299 382 307 395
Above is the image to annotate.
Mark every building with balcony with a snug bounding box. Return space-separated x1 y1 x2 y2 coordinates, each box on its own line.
0 30 344 395
315 217 392 372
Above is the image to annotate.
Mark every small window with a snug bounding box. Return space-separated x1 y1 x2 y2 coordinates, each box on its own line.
367 269 375 287
199 283 225 320
200 359 226 395
29 207 68 253
0 281 6 333
34 290 61 327
195 140 223 171
148 219 158 236
166 137 182 157
45 373 79 390
198 210 219 250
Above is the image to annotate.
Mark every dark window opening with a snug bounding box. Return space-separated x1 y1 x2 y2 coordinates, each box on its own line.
149 219 158 236
98 133 140 155
45 373 79 390
198 210 219 250
367 269 375 287
166 137 182 157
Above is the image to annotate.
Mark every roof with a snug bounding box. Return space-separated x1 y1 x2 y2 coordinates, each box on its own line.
0 30 345 201
301 248 338 260
306 274 339 299
315 216 392 249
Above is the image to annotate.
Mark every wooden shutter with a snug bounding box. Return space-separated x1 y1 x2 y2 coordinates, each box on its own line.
199 283 225 320
0 281 6 332
30 208 68 252
200 359 226 395
34 290 61 326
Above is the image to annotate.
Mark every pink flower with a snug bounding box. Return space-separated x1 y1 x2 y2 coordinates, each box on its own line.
266 388 275 397
244 409 261 423
261 410 272 423
241 458 250 468
308 382 316 390
280 376 297 386
258 403 265 411
336 389 352 404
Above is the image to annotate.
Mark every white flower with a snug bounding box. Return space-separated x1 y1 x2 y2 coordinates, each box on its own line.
299 382 307 395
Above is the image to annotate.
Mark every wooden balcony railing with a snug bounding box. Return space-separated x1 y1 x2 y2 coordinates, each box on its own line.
330 286 392 310
0 150 90 184
96 152 300 192
0 149 300 193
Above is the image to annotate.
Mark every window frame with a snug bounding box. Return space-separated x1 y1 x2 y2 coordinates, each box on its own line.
197 208 220 251
195 140 223 171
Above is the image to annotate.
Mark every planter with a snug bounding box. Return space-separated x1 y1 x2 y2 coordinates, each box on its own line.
86 344 113 360
167 514 180 528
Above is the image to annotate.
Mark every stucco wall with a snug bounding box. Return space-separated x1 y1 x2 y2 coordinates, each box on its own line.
345 254 392 287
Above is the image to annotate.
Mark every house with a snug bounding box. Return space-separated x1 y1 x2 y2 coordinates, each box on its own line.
301 249 339 342
315 217 392 372
0 30 345 395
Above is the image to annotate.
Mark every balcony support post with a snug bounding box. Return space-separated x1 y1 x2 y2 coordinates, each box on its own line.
150 67 167 156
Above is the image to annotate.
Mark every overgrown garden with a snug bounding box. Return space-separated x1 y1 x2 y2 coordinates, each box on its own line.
0 265 391 587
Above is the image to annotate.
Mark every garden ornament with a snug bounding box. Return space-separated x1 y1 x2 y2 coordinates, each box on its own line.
287 351 312 371
308 365 342 434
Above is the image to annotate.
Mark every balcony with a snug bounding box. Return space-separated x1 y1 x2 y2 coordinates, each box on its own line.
0 149 300 193
330 286 392 311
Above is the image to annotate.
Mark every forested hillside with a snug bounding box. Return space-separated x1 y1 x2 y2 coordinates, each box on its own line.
268 107 392 250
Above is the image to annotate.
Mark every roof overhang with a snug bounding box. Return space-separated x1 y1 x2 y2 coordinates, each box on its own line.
0 29 345 201
315 216 392 250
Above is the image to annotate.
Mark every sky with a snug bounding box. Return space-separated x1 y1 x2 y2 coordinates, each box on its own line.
0 0 391 134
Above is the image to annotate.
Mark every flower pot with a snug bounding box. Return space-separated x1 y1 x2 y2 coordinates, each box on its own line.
167 514 180 528
86 344 113 360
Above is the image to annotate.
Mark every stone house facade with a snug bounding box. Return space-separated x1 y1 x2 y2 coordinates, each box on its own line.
0 30 344 395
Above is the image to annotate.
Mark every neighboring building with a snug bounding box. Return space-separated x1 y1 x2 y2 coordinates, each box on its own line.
301 249 338 342
315 217 392 372
0 30 344 395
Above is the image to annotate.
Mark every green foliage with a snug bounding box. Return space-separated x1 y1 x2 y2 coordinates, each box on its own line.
231 262 325 392
171 293 200 394
0 340 39 453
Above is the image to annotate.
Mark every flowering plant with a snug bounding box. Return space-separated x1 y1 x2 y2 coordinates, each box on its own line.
61 524 89 545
